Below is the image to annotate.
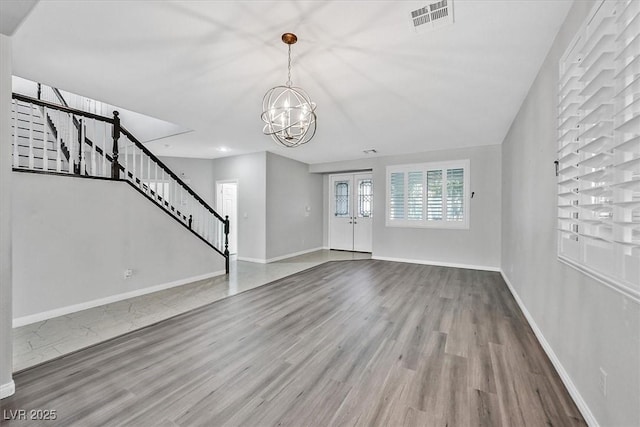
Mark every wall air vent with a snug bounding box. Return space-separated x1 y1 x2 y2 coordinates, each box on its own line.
410 0 454 33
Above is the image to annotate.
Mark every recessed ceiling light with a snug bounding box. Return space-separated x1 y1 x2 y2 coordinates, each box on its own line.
217 147 230 152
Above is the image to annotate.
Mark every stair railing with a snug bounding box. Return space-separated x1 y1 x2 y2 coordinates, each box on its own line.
36 84 75 170
11 93 230 273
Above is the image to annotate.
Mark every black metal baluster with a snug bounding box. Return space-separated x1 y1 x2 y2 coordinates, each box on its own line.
224 215 230 274
111 111 120 179
76 117 83 175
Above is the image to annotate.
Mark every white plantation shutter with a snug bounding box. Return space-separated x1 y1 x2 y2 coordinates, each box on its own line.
446 168 465 221
427 170 443 220
407 171 424 220
557 0 640 297
389 172 405 220
387 160 469 229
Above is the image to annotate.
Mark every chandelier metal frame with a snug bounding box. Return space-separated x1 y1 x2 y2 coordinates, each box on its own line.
261 33 317 148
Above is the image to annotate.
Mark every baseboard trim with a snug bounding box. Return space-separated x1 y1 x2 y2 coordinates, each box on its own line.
499 270 599 427
238 247 326 264
371 256 500 272
0 380 15 399
237 257 266 264
265 247 325 263
13 270 226 328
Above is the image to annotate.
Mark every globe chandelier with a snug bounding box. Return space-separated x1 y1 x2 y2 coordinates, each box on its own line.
261 33 317 148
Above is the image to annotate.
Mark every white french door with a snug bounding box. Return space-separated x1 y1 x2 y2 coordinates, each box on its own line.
329 173 373 252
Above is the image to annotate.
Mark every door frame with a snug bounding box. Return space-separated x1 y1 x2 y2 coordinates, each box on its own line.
216 179 238 255
327 171 373 252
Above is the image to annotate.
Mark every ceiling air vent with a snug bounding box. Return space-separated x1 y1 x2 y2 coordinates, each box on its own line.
410 0 454 33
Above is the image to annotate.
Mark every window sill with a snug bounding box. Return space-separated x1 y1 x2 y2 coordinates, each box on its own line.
557 255 640 303
385 220 469 230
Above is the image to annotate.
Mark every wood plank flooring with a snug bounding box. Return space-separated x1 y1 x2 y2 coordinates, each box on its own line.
0 260 585 426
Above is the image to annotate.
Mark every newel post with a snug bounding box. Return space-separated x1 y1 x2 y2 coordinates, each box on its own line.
111 111 120 179
224 215 230 274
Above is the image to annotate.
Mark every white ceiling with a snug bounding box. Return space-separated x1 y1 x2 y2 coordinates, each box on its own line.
10 0 572 165
0 0 37 36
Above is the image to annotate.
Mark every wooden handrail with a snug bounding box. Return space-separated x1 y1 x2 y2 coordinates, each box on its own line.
43 87 98 175
12 91 230 273
13 94 114 124
120 126 225 222
38 83 70 109
14 93 224 222
51 87 70 108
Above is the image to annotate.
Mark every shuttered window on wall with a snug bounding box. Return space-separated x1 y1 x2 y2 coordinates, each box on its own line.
557 0 640 298
387 160 470 229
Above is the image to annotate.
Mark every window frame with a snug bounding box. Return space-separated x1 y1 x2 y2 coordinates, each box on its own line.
556 0 640 299
385 159 470 229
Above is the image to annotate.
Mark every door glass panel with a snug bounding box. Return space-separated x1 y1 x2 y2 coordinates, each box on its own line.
357 179 373 218
334 181 350 217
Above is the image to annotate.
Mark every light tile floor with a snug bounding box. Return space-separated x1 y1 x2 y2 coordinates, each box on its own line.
13 250 370 372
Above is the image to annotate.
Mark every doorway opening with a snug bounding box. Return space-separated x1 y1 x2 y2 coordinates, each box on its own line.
216 180 238 255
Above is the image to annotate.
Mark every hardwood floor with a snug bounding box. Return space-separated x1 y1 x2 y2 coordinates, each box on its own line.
1 260 585 426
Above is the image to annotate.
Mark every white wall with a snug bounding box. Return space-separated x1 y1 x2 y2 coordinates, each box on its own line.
501 1 640 425
311 144 502 270
0 33 14 398
12 173 225 322
265 152 323 260
211 152 266 262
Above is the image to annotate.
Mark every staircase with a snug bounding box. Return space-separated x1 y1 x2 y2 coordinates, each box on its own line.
12 99 70 173
11 84 230 273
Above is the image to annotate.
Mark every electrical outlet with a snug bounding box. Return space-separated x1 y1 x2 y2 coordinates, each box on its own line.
599 367 607 396
124 269 133 279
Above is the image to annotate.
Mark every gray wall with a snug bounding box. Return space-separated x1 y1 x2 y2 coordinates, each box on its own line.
311 144 502 270
0 34 13 398
265 152 323 260
501 1 640 425
12 173 225 320
165 152 323 262
211 152 266 261
159 156 216 207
